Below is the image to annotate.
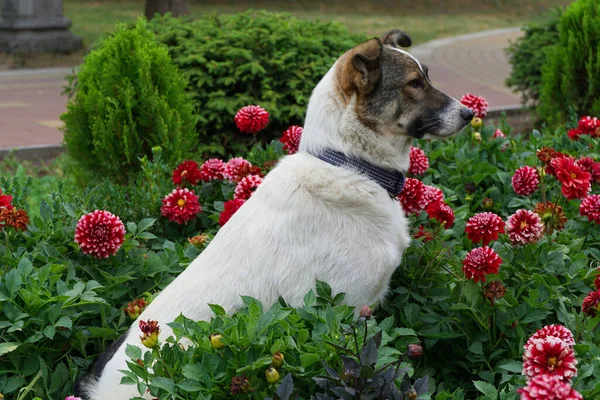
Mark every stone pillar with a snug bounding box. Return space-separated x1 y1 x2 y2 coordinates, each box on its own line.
0 0 83 53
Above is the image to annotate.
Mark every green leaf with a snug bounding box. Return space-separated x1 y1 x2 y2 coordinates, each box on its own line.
137 218 156 232
127 222 137 235
0 342 20 356
126 344 142 361
300 353 320 368
4 269 22 298
468 342 483 355
497 361 523 373
462 280 480 307
473 380 498 399
151 377 176 394
17 258 34 279
137 231 157 240
208 304 227 316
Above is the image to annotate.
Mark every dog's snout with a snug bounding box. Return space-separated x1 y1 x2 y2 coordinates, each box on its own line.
460 108 474 122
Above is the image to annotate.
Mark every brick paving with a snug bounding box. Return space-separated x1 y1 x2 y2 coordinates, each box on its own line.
0 28 523 151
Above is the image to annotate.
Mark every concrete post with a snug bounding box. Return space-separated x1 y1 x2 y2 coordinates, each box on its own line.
0 0 83 53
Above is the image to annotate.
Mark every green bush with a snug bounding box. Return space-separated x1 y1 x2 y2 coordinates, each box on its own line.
505 8 561 106
146 11 366 156
61 18 198 181
538 0 600 125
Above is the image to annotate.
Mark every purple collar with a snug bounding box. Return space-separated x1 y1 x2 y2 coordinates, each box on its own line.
311 149 405 197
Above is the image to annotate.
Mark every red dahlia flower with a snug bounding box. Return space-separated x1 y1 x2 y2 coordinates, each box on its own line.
413 225 433 242
537 147 566 177
219 199 245 226
462 246 502 283
533 201 567 233
512 166 539 196
223 158 261 182
575 157 600 183
551 156 591 200
422 185 444 208
577 115 600 137
595 270 600 290
492 129 505 138
398 178 427 214
280 125 303 154
161 188 201 224
74 210 125 258
172 160 203 185
460 93 489 119
518 375 583 400
408 146 429 175
0 188 13 209
234 174 263 200
525 324 575 349
234 105 269 134
522 336 578 382
582 289 600 316
465 212 505 245
567 128 584 141
580 194 600 224
426 201 455 228
506 209 544 245
200 159 225 181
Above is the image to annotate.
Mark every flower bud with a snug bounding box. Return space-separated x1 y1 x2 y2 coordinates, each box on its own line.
210 333 225 349
407 343 423 358
188 234 210 248
465 194 473 202
473 132 482 142
405 388 418 400
482 197 494 209
272 352 284 368
124 298 147 320
537 166 546 178
359 305 372 319
265 366 280 384
139 320 160 349
230 375 252 395
471 117 483 129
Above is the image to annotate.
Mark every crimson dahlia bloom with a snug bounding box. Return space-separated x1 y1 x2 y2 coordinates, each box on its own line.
465 212 505 245
422 185 444 208
551 156 591 200
525 324 575 349
234 105 269 133
492 129 505 138
199 159 225 181
595 268 600 290
506 209 544 245
398 178 427 214
575 156 600 183
582 289 600 316
460 93 488 118
522 336 578 381
462 246 502 282
518 375 582 400
222 157 261 182
0 188 13 209
0 207 29 232
280 125 303 154
408 146 429 175
219 199 245 226
161 188 201 224
426 201 455 228
139 320 160 349
580 194 600 224
512 166 539 196
172 160 203 185
234 175 263 200
74 210 125 258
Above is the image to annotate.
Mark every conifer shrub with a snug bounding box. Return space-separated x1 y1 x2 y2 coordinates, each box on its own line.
61 19 198 180
146 11 366 156
505 8 561 106
538 0 600 125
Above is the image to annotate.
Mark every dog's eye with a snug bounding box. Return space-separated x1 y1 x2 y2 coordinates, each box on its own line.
407 79 424 89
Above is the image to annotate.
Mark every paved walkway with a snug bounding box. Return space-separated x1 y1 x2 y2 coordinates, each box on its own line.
0 28 523 151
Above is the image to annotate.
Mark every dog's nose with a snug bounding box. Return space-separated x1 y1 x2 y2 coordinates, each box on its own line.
460 108 474 121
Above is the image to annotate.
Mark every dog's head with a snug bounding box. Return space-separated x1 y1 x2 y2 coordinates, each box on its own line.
335 30 474 139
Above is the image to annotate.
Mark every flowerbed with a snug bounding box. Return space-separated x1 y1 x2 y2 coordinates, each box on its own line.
1 97 600 399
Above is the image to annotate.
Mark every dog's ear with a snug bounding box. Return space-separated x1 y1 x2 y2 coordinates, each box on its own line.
381 29 412 48
347 38 383 94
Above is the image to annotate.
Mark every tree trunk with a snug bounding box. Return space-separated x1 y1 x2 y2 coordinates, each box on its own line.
145 0 190 19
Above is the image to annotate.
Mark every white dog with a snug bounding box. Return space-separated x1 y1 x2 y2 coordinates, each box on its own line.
76 29 473 400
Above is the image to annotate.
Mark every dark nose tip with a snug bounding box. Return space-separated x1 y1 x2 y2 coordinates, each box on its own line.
460 108 474 121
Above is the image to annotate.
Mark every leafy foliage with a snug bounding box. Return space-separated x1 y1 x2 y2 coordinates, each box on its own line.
61 18 198 181
505 8 561 106
145 11 366 156
538 0 600 125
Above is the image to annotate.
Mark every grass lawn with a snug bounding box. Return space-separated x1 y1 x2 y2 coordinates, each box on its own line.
65 0 571 48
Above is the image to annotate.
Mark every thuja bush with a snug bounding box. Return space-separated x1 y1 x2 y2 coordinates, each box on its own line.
145 11 366 156
61 18 198 181
505 8 561 106
538 0 600 125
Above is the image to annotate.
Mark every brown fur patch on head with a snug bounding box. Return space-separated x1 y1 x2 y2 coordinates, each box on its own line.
337 38 383 100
